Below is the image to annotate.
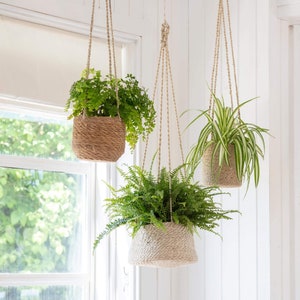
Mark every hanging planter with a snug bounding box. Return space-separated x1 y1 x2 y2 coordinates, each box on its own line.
93 17 239 267
65 0 155 161
72 116 125 161
128 222 197 268
186 0 269 188
93 165 238 268
201 143 241 188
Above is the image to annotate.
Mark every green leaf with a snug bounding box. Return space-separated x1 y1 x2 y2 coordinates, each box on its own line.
66 70 156 150
185 92 270 188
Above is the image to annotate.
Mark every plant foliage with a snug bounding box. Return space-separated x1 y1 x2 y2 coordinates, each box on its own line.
0 116 79 273
186 94 269 187
65 69 156 149
94 164 238 250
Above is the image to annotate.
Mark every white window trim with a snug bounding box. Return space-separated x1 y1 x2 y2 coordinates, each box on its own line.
0 101 96 300
0 6 142 297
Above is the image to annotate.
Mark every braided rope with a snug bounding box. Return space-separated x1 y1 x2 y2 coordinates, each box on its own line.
209 0 240 117
142 21 185 222
209 0 223 116
226 0 240 117
85 0 96 79
105 0 120 114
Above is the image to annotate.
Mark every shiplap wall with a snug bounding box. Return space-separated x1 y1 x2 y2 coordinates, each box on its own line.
187 1 270 300
1 1 294 300
271 1 300 299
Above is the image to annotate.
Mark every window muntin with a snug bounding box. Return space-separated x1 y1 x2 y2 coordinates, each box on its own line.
0 285 84 300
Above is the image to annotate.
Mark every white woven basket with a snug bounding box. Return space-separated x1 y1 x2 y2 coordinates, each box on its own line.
201 143 242 188
128 222 198 268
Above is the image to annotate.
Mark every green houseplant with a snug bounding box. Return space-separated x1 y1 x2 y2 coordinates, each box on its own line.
94 164 238 267
186 94 269 188
65 69 156 161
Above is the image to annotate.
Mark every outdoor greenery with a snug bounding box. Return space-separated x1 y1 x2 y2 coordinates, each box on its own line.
65 69 156 149
0 115 75 160
186 95 269 187
0 115 81 299
94 164 238 250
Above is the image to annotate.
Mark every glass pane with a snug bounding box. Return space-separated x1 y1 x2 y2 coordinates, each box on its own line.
0 286 83 300
0 167 85 273
0 111 76 161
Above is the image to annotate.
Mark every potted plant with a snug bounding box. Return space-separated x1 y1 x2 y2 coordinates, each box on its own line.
186 94 269 188
94 164 238 268
65 68 156 161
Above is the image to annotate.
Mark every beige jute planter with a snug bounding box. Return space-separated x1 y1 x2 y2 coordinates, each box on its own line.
201 143 242 188
128 222 198 268
72 115 125 162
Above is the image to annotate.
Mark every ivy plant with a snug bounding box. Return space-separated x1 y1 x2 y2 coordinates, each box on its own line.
65 69 156 149
186 94 269 187
94 164 238 250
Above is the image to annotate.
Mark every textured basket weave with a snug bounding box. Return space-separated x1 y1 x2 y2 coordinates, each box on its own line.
201 143 242 188
72 115 125 162
128 222 198 268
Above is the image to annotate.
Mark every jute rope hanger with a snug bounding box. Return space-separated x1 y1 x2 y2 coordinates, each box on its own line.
85 0 120 114
142 19 185 222
209 0 240 119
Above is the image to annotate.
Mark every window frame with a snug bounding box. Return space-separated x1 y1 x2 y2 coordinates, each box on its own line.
0 100 96 299
0 10 142 298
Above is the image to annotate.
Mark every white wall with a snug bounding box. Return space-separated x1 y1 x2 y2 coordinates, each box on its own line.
2 0 298 299
186 1 270 299
270 1 300 299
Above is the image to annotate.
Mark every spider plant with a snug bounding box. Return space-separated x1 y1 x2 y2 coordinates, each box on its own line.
186 94 269 187
93 163 238 250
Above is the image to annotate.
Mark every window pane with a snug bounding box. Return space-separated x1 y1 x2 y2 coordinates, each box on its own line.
0 111 76 161
0 167 85 273
0 286 83 300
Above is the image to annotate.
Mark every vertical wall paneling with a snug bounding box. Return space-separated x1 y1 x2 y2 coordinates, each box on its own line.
255 0 271 299
269 1 285 298
220 0 240 299
280 22 292 300
114 0 129 17
239 0 258 299
188 0 271 299
203 3 223 299
129 0 143 19
292 24 300 300
0 1 281 299
187 4 207 299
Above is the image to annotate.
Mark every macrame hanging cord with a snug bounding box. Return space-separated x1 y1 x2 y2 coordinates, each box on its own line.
85 0 120 113
209 0 240 119
142 20 185 222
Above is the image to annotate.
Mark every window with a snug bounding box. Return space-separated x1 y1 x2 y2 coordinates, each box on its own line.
0 14 139 300
0 107 93 299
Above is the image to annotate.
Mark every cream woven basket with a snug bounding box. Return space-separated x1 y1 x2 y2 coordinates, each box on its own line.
201 143 242 188
72 115 125 162
128 222 198 268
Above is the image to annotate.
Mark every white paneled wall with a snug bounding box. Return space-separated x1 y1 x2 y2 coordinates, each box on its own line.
3 0 299 299
293 25 300 300
187 1 270 300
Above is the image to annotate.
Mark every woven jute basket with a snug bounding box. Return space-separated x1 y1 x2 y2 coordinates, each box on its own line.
72 115 125 162
201 143 242 188
128 222 198 268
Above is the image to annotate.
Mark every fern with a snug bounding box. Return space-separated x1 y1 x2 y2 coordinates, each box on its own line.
94 164 239 250
65 69 156 150
93 218 128 250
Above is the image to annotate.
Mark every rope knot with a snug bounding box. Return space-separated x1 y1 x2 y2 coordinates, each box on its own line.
161 21 170 47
